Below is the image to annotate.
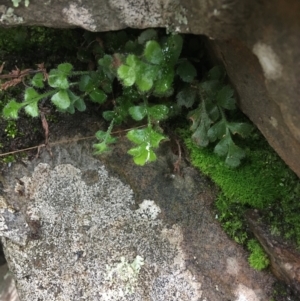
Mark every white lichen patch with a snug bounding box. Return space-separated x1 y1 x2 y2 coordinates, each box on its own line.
252 42 283 80
62 4 96 31
160 225 203 300
234 284 262 301
109 0 166 28
135 200 161 220
0 5 23 24
174 6 188 25
269 116 278 128
105 255 144 295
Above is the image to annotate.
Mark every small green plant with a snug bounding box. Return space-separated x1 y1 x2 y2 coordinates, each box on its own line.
1 29 252 167
247 239 270 270
4 120 18 138
1 154 15 164
186 67 253 167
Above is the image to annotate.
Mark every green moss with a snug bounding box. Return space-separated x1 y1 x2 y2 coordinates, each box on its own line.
181 128 291 209
179 125 300 269
247 239 269 270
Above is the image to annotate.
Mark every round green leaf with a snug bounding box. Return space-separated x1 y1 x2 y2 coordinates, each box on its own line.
31 73 44 88
148 105 169 121
48 69 69 89
127 144 157 166
79 74 92 92
89 89 107 104
154 68 174 94
24 87 41 103
144 40 164 65
25 102 39 117
57 63 73 75
136 75 153 92
117 65 136 86
127 128 148 145
2 100 25 119
51 90 71 110
129 105 147 121
148 129 166 148
102 111 115 121
68 90 86 112
162 35 183 65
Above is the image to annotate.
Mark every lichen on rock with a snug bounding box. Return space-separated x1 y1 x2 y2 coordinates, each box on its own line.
0 5 23 24
0 143 203 300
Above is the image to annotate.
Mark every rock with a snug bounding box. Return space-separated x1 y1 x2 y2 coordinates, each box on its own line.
206 0 300 178
246 209 300 295
0 263 19 301
0 113 276 300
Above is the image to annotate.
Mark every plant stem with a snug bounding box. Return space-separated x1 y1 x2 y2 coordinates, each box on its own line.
105 118 115 143
143 95 152 128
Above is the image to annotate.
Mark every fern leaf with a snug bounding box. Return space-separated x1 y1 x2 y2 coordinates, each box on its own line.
176 86 197 108
228 122 253 137
214 134 230 157
207 119 226 142
216 85 236 110
176 61 197 83
207 66 225 81
226 142 245 167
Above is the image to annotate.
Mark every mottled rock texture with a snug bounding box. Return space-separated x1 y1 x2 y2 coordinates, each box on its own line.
1 143 204 301
0 0 299 177
0 115 275 300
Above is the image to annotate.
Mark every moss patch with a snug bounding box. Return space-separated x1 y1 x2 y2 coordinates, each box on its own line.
179 125 300 257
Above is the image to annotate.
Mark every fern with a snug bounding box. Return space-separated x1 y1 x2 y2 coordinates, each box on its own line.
186 66 253 167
